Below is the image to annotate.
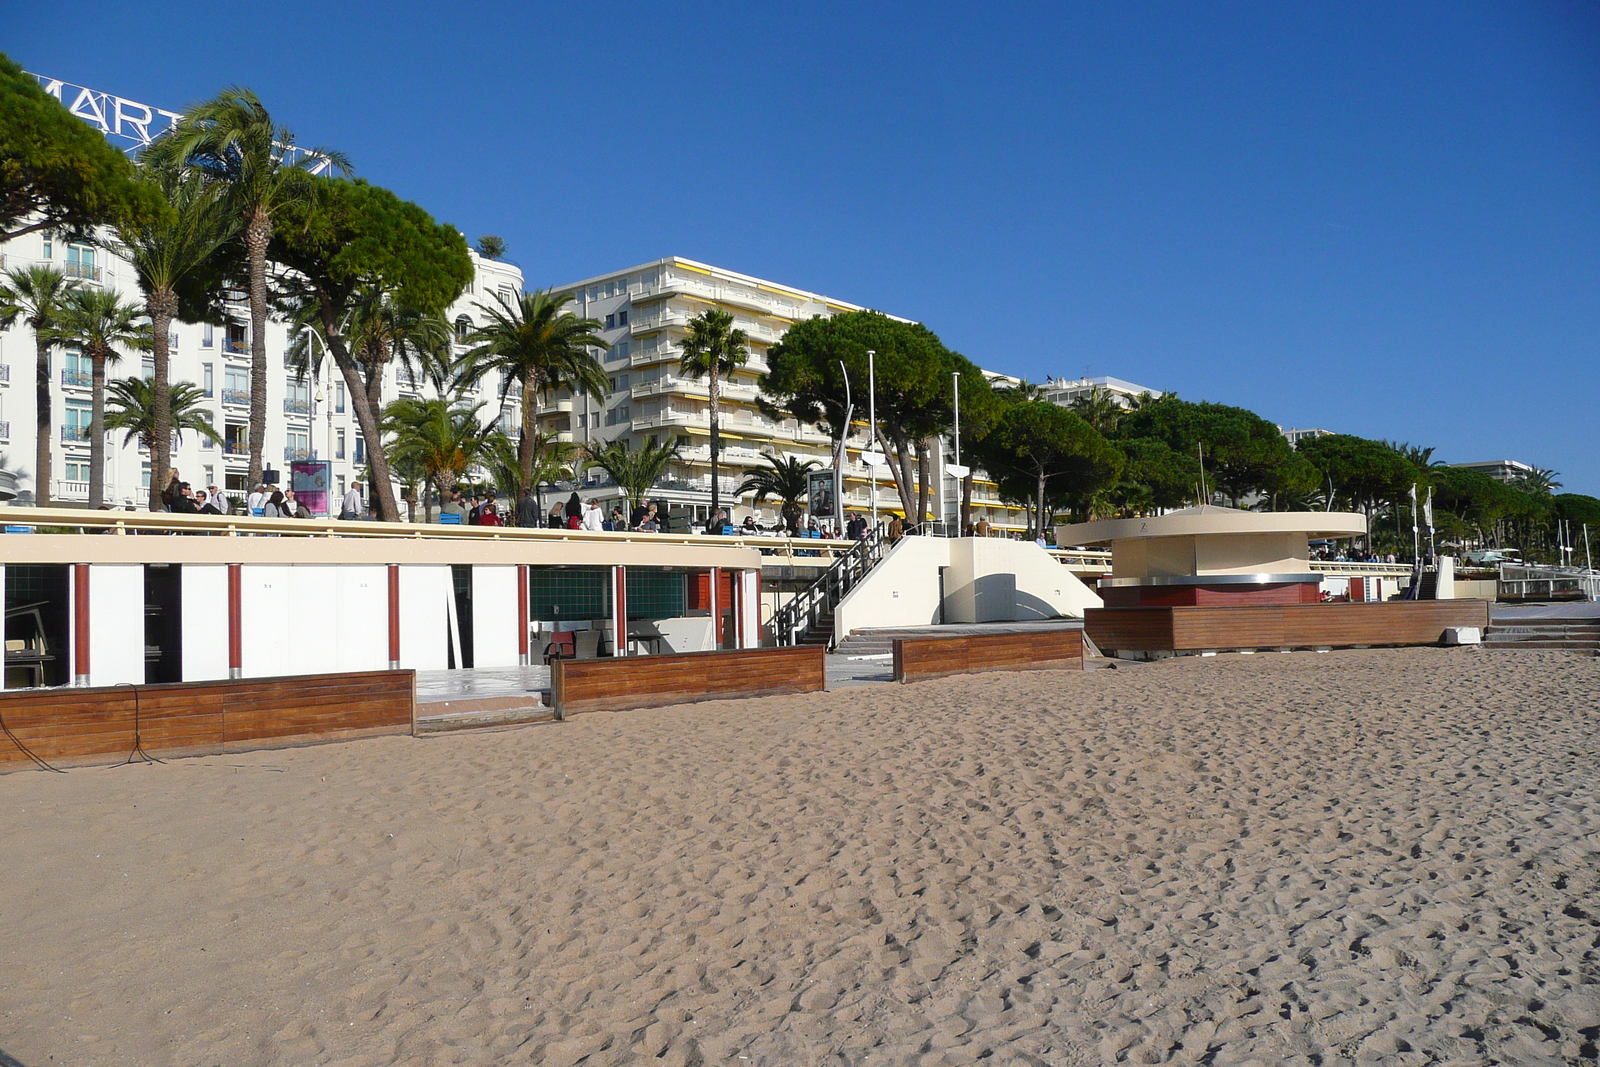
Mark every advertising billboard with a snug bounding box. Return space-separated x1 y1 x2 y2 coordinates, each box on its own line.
291 460 332 517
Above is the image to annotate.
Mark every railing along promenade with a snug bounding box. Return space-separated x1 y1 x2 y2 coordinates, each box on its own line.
0 505 859 561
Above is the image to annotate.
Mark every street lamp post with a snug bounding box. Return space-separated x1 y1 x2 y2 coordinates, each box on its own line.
861 350 888 535
946 371 970 535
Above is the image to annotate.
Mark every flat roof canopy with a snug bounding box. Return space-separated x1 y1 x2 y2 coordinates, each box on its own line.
1057 505 1367 547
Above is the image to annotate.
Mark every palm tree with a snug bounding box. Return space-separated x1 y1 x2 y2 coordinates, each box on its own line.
110 164 235 509
476 235 507 260
1068 385 1125 435
104 377 221 452
997 379 1047 402
483 428 573 518
678 308 749 517
382 397 494 520
581 437 680 516
1514 468 1562 497
143 87 350 491
57 289 149 506
736 452 819 535
458 289 608 496
0 265 77 505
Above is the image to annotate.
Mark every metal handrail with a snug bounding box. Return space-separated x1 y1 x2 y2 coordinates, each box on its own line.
0 504 865 549
773 526 887 648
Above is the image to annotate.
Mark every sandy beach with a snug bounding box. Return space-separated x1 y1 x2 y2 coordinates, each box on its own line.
1 647 1597 1066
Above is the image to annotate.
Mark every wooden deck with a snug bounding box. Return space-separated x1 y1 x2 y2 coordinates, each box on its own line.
0 670 414 772
893 630 1083 683
1085 601 1492 654
551 647 825 718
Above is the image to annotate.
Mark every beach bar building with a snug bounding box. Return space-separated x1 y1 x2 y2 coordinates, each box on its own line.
1057 506 1490 656
1 509 764 691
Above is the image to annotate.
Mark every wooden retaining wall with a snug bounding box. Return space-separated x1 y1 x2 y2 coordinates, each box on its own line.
0 670 414 772
893 630 1084 683
1085 600 1492 653
551 646 825 717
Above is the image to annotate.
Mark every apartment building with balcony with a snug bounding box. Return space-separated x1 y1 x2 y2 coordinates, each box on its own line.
548 257 1034 530
0 229 523 511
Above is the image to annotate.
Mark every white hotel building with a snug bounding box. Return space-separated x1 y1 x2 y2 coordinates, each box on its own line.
0 227 524 510
549 257 1040 531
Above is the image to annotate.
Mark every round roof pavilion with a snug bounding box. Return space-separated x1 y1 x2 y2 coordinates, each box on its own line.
1056 505 1367 547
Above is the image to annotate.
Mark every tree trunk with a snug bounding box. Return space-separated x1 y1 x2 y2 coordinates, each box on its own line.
88 349 107 507
245 205 272 491
915 441 932 531
880 430 917 520
1036 467 1048 540
518 373 537 496
709 364 721 518
34 332 51 506
327 329 401 522
148 288 177 511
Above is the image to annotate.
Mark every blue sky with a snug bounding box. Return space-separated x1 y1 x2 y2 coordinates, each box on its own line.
12 2 1599 492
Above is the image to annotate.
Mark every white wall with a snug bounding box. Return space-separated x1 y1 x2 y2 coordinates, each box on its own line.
239 565 292 677
833 538 951 637
88 564 145 686
398 565 451 671
181 565 230 681
833 538 1103 637
472 565 520 668
237 564 389 678
332 566 388 671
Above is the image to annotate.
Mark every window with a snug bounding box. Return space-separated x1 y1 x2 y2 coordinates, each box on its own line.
335 382 346 413
203 465 214 487
224 423 248 454
608 340 630 363
499 287 516 306
63 350 91 387
141 357 154 380
170 331 178 350
65 243 97 280
202 363 213 397
141 462 151 489
286 430 309 458
285 380 310 414
335 429 346 459
676 435 690 448
225 322 248 355
198 411 215 449
41 237 52 259
454 315 471 343
224 367 248 405
354 436 366 464
336 476 346 499
617 404 629 421
617 309 628 326
65 459 91 481
64 399 92 442
604 313 615 329
202 323 214 348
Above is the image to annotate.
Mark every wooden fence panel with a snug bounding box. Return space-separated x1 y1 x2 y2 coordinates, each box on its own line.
0 670 414 772
1087 601 1491 653
552 647 825 717
893 630 1084 683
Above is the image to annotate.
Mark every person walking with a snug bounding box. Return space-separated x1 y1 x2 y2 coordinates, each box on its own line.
339 481 364 520
516 487 538 529
887 515 904 543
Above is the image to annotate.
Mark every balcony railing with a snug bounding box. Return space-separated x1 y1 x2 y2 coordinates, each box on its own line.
223 339 250 355
0 420 8 442
222 388 250 407
63 262 101 281
224 441 249 456
62 369 91 388
284 446 312 462
0 363 9 383
57 479 89 500
61 425 90 443
284 398 310 415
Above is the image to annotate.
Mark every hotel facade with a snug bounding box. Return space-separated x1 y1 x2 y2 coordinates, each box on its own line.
0 227 525 511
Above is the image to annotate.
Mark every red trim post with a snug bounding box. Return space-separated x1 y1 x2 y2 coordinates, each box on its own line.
388 565 401 669
227 564 242 679
517 564 530 666
73 564 90 686
709 566 722 649
612 565 628 657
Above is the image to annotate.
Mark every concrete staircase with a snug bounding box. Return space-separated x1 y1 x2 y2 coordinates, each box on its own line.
1483 618 1600 654
831 630 895 657
800 612 837 649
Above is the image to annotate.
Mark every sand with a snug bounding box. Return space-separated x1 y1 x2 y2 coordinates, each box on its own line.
1 647 1598 1067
